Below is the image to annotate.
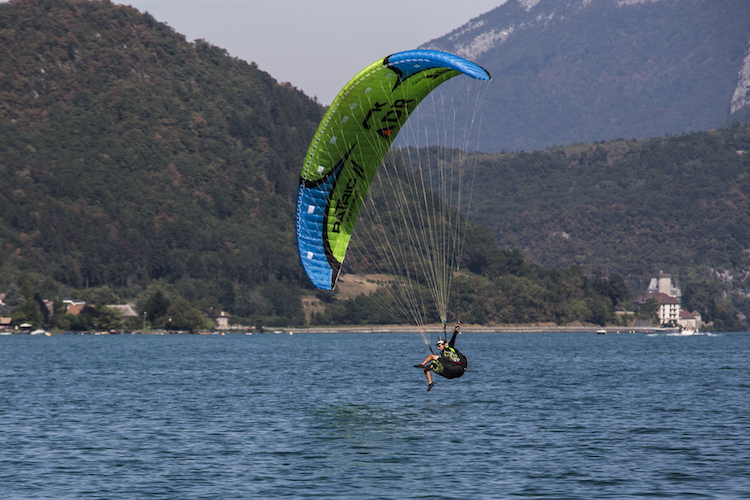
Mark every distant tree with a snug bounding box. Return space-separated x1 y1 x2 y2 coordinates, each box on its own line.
710 299 741 331
52 311 95 332
315 289 337 304
166 298 209 332
78 287 120 308
638 298 660 324
236 289 267 317
682 281 719 318
4 284 24 308
607 274 631 306
70 305 100 331
51 296 67 317
591 270 609 297
144 290 171 321
11 298 43 328
683 281 741 331
585 295 612 326
98 306 124 331
52 314 72 332
562 299 591 324
69 313 94 331
20 280 34 302
34 292 51 324
261 282 304 325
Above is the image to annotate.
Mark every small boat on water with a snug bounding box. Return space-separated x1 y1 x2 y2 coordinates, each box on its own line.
596 328 607 335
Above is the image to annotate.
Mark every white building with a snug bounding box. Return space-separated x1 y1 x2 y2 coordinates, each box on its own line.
655 293 680 325
677 309 702 331
635 272 682 326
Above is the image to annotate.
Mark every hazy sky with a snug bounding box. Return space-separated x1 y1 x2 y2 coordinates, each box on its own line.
120 1 505 105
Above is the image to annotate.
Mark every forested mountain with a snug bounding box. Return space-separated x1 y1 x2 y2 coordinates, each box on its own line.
426 126 750 314
420 0 750 152
0 0 323 325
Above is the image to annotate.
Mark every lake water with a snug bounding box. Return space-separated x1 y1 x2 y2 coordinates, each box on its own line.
1 331 749 499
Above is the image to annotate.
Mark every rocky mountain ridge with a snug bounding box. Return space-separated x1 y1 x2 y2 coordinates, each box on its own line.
420 0 750 152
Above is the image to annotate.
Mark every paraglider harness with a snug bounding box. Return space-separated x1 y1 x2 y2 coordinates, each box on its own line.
431 325 467 379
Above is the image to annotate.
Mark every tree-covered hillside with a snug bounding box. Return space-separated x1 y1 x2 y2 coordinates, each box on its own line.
0 0 323 323
432 126 750 303
318 153 632 328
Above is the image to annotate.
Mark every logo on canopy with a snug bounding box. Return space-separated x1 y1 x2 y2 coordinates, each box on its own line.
362 99 414 139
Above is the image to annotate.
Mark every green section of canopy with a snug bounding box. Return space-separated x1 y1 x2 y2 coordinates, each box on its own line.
302 61 460 265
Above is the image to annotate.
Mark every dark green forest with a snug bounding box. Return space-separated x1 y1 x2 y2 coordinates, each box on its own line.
414 127 750 329
459 127 750 292
0 0 323 327
317 158 633 328
0 0 743 331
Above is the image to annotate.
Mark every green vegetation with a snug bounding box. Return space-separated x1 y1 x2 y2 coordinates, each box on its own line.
310 158 633 328
432 127 750 305
410 128 750 329
0 0 743 331
683 281 743 332
0 0 321 328
314 250 632 327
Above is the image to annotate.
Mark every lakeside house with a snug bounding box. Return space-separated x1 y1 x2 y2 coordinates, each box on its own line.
105 304 139 319
204 307 231 329
677 309 702 331
633 272 702 329
63 299 86 315
215 311 231 329
634 272 682 326
2 295 144 331
65 303 86 315
634 291 680 325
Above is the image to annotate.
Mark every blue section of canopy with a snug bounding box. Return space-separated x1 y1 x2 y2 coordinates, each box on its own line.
296 175 338 290
385 50 492 82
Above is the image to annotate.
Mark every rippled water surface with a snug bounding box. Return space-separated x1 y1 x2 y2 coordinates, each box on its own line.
1 331 749 499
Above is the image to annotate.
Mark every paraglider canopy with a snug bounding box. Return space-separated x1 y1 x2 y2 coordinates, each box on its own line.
295 50 491 290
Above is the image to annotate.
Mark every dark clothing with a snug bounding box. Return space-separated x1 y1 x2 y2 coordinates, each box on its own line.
447 327 459 348
432 327 467 379
436 358 465 379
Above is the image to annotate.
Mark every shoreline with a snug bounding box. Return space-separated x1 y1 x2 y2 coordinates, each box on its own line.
251 325 680 334
3 325 680 336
